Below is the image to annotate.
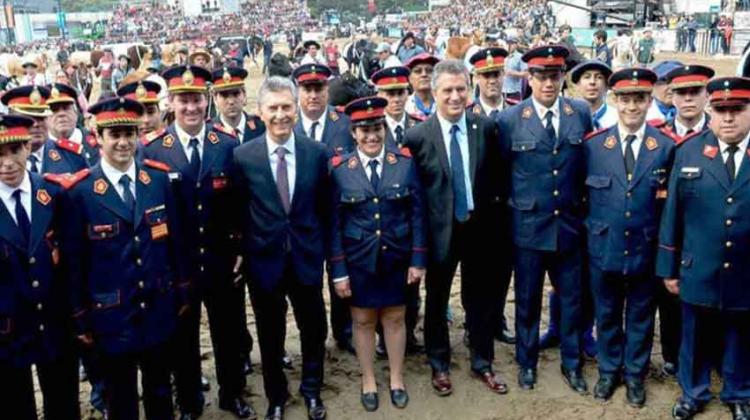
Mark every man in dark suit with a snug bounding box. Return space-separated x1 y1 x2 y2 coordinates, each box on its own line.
497 45 593 394
658 77 750 420
232 76 330 420
141 65 254 420
0 115 80 420
291 63 355 354
584 68 676 407
403 59 509 397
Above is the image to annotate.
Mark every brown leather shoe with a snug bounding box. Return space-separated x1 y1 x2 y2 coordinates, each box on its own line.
474 371 509 395
431 371 453 396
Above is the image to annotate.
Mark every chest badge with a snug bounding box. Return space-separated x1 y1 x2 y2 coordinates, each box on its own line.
94 179 108 195
162 135 175 148
645 137 658 151
348 157 358 169
138 170 151 185
48 149 61 161
703 145 718 159
522 107 533 119
36 189 51 206
386 153 397 165
604 136 617 149
208 132 219 144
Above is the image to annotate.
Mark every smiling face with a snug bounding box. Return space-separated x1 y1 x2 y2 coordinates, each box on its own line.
615 92 652 132
259 89 297 143
100 126 138 170
0 142 31 188
433 71 469 122
352 122 385 158
170 92 208 134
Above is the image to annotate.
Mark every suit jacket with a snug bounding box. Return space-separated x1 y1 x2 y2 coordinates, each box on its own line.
656 130 750 310
141 123 241 289
0 174 71 366
213 112 266 144
498 97 593 252
61 163 186 354
403 112 507 264
584 124 676 275
232 134 332 291
294 106 355 155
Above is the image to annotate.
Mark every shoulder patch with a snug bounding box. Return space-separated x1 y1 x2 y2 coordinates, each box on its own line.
143 158 171 172
407 111 427 122
647 119 667 128
331 155 344 168
584 127 608 141
43 168 90 190
55 139 83 155
562 102 574 116
399 146 412 158
521 107 533 119
676 130 701 147
162 134 175 148
85 134 98 148
207 131 219 144
213 123 238 137
471 103 481 115
659 127 681 143
329 110 340 122
141 128 166 146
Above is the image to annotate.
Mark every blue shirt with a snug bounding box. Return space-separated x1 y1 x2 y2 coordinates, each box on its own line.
397 44 425 64
502 51 527 94
436 112 474 211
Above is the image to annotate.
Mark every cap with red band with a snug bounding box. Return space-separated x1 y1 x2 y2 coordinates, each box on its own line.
211 66 248 92
1 85 52 117
522 45 569 70
371 66 411 90
161 65 211 93
469 48 508 74
0 115 34 145
665 65 715 90
88 97 145 128
707 77 750 106
292 64 332 85
608 68 658 93
47 83 78 106
344 96 387 127
405 53 440 70
117 80 162 104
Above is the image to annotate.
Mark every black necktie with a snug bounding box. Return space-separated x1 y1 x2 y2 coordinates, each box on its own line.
275 147 291 213
726 145 739 182
685 128 694 137
450 124 469 222
13 189 30 245
545 110 557 144
368 160 380 190
28 155 39 173
119 174 135 214
395 125 404 147
309 121 319 140
188 138 201 178
489 109 499 120
624 134 637 180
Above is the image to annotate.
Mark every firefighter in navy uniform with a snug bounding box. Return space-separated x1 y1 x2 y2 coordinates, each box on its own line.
1 85 88 175
583 68 676 407
372 66 421 149
59 97 188 420
0 114 80 420
657 77 750 420
655 65 714 141
141 65 254 420
117 79 166 138
212 66 265 144
47 83 100 167
467 47 509 122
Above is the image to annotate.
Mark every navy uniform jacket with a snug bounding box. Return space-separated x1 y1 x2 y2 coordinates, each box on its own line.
328 147 427 279
60 164 187 354
41 139 88 175
0 174 70 367
232 134 332 291
468 101 504 122
81 128 101 166
656 130 750 311
141 123 241 290
498 97 593 252
294 107 355 155
385 114 420 149
650 114 711 142
213 112 266 144
584 125 676 274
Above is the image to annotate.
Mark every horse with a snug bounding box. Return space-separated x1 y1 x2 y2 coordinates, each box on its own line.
126 44 151 72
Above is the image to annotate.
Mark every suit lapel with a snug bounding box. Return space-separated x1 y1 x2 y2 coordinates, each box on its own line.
557 100 574 147
253 140 286 215
522 101 553 146
161 126 190 174
702 135 731 191
293 118 306 139
199 133 219 181
466 114 480 185
428 116 451 179
629 127 659 187
0 202 26 252
133 166 153 229
29 176 53 254
605 129 628 189
730 149 750 193
92 167 134 223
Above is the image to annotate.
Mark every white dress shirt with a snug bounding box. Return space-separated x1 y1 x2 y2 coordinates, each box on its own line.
175 123 206 161
101 159 137 202
0 172 32 224
267 134 297 200
618 123 647 161
436 112 474 211
718 132 750 177
221 113 246 141
358 147 385 182
532 97 560 136
300 111 327 142
674 114 706 138
480 97 504 116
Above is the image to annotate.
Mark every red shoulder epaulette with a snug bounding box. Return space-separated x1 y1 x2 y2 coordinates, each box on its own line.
675 130 701 146
213 123 238 138
44 168 90 190
334 105 346 114
399 146 412 158
584 127 608 141
647 119 667 128
143 158 171 172
659 127 681 143
330 155 344 168
141 128 166 146
85 134 98 148
55 139 83 155
407 111 427 122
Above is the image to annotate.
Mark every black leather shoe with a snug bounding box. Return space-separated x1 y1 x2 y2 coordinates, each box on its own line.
625 379 646 407
662 362 678 378
220 397 256 419
390 388 409 409
305 397 327 420
729 403 750 420
672 399 701 420
264 405 284 420
518 368 536 390
281 351 293 370
495 323 516 344
361 390 378 412
561 366 588 395
201 376 211 391
337 339 356 355
593 375 620 401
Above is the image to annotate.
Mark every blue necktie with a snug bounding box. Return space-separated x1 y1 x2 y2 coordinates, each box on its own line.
545 110 557 144
119 175 135 215
489 109 500 120
188 138 201 178
368 160 380 190
450 124 469 222
13 189 30 245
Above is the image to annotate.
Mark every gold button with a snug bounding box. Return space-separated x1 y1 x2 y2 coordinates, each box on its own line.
552 169 559 176
553 209 560 216
552 150 558 155
199 227 205 234
140 302 147 309
626 192 632 198
726 219 733 226
553 190 559 196
36 303 43 311
96 302 103 309
38 324 45 332
29 257 36 264
374 213 380 220
200 265 205 272
396 193 401 198
136 258 143 266
724 262 731 269
31 280 40 288
681 259 686 265
138 281 145 289
101 233 107 238
373 198 379 204
727 197 734 204
726 241 733 248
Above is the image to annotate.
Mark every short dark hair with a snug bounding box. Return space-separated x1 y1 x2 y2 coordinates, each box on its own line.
594 30 607 42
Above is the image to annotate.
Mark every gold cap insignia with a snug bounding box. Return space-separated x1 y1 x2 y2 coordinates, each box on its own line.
182 69 194 85
135 83 147 99
51 87 60 98
30 87 42 105
223 69 232 83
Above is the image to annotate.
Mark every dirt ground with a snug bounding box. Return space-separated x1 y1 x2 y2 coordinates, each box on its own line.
41 47 741 420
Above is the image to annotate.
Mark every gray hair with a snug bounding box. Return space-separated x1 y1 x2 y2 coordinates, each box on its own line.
431 59 470 91
257 76 298 107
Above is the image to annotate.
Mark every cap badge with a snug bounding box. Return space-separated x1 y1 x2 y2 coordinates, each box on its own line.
30 87 42 105
135 83 147 99
222 69 232 83
51 87 60 99
182 69 194 85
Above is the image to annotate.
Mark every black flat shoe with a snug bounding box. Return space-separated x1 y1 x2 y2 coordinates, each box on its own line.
518 368 536 390
360 391 378 412
305 397 326 420
219 396 256 419
264 404 284 420
495 324 516 345
593 375 620 401
625 379 646 408
672 399 701 420
561 366 588 395
390 388 409 409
